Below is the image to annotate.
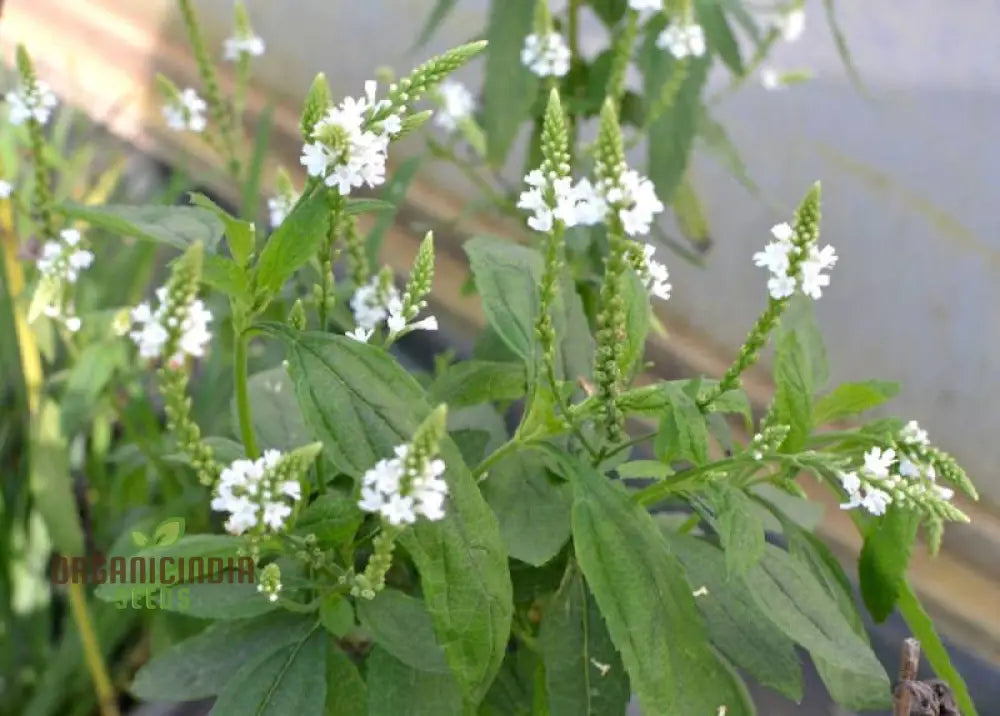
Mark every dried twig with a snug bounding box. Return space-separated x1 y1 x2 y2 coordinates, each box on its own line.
893 638 961 716
895 638 922 716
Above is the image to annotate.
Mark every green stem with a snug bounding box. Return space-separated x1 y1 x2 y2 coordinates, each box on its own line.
473 437 520 480
67 579 120 716
234 329 259 459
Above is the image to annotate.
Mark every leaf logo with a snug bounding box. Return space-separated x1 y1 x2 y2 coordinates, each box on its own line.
131 518 186 548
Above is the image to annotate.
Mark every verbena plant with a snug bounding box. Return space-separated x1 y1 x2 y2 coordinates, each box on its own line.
0 1 980 715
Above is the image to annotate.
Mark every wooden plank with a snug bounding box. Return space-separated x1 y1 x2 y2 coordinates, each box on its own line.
5 0 999 665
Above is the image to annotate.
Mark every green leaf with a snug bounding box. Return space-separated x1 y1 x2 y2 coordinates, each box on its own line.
236 367 311 450
897 580 978 716
654 381 709 465
210 626 325 715
131 612 316 701
858 508 919 622
30 398 84 556
365 155 422 265
254 189 331 298
366 646 463 716
480 449 572 567
620 271 650 381
357 589 450 674
325 642 367 715
343 197 396 216
587 0 627 26
821 0 866 95
294 493 363 548
483 0 538 166
153 517 185 546
704 485 766 576
641 23 711 201
540 564 630 716
428 360 527 408
241 104 274 222
412 0 459 49
464 236 542 367
667 534 803 702
59 202 223 251
779 295 829 388
60 340 126 436
202 254 251 301
771 330 813 452
189 192 255 267
319 594 355 638
569 457 754 715
813 380 899 425
743 544 891 700
695 0 743 75
557 275 596 384
670 174 711 249
267 326 513 704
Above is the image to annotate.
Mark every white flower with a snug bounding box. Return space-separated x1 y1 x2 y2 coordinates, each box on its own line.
566 178 607 226
761 67 784 91
0 180 12 198
839 471 862 495
778 8 805 43
386 296 438 339
628 0 663 16
163 88 207 132
358 443 449 524
799 261 830 299
434 81 475 132
899 420 929 447
606 169 664 236
65 316 82 333
656 22 706 59
767 273 797 300
267 193 296 228
862 447 896 479
752 240 793 276
223 34 266 61
808 244 838 270
638 244 672 301
211 451 302 535
349 277 400 330
128 286 212 364
860 488 892 516
346 326 374 343
300 85 399 196
6 80 58 126
521 33 571 78
771 222 794 242
36 229 94 284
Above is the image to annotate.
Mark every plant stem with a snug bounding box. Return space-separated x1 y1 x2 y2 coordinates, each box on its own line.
67 581 120 716
473 437 520 480
234 328 259 458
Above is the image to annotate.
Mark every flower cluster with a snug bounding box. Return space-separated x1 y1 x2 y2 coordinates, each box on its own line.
300 82 402 195
256 563 282 603
521 32 571 78
37 228 94 285
753 221 837 300
656 21 706 59
163 88 208 132
5 80 58 126
359 444 448 525
211 450 303 535
129 287 212 365
434 80 475 132
603 169 665 237
517 170 606 233
635 244 672 301
223 32 265 61
349 273 400 335
838 421 961 518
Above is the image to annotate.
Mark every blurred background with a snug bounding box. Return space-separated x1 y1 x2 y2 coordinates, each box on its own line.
1 0 998 713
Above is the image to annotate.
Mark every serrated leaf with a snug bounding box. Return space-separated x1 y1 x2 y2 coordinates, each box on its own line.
319 594 355 638
481 450 572 567
235 367 310 450
325 642 367 715
620 271 650 381
202 254 250 301
667 534 803 702
540 564 630 716
654 381 709 465
813 380 899 425
254 189 331 298
131 612 315 701
428 360 526 408
59 202 223 251
294 493 363 548
772 330 813 452
210 626 325 715
357 589 450 674
705 486 766 576
189 192 255 267
483 0 538 166
569 457 754 715
858 508 919 623
265 326 512 704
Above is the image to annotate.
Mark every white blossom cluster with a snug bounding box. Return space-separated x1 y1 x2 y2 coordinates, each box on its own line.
753 222 837 300
37 229 94 285
517 170 606 233
300 82 402 196
603 169 665 236
656 21 706 59
129 287 212 366
347 276 437 343
163 88 207 133
6 80 58 126
434 80 475 132
223 33 266 61
211 450 303 535
267 191 297 228
838 422 954 517
637 244 672 301
521 33 571 78
358 444 448 525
